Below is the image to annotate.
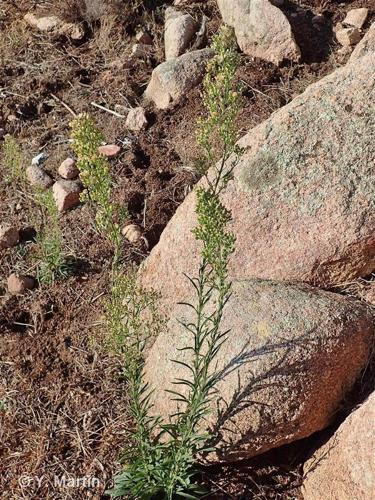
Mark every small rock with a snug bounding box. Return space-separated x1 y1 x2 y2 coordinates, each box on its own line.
24 13 61 31
0 224 19 250
26 165 53 189
336 27 362 47
122 224 142 243
217 0 300 65
58 158 79 180
97 144 121 158
191 14 208 50
24 13 84 39
343 8 368 29
164 7 199 60
0 128 5 139
125 107 148 132
131 43 153 59
52 180 82 212
7 273 35 295
144 48 213 110
31 152 48 166
136 30 152 45
60 22 85 40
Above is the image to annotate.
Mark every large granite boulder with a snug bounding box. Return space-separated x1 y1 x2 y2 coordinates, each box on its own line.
140 53 375 314
145 279 375 462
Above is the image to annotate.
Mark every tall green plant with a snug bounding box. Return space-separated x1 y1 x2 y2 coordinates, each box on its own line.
109 26 242 499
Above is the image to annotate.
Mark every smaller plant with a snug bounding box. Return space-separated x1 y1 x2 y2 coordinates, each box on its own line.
1 134 26 185
104 267 167 499
70 114 127 262
35 190 71 285
104 267 164 360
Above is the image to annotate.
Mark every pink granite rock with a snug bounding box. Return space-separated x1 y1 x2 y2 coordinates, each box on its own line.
303 392 375 500
140 53 375 315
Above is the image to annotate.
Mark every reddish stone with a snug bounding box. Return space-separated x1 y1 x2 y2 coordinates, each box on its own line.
303 392 375 500
97 144 121 158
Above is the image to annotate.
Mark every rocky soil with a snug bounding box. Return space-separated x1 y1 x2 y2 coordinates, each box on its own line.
1 1 374 499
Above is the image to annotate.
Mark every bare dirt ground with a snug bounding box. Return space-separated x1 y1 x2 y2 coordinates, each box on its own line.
1 1 374 498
